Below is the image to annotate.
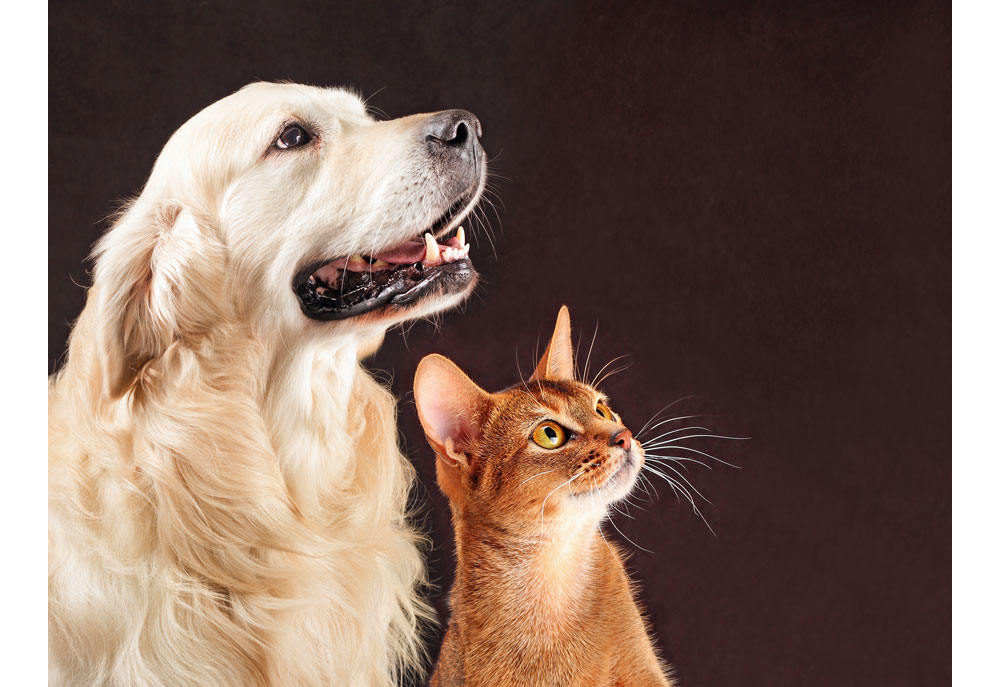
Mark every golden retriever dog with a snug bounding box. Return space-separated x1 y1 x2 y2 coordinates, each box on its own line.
49 82 486 686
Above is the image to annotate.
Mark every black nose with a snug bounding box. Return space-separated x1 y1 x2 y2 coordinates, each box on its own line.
424 109 482 158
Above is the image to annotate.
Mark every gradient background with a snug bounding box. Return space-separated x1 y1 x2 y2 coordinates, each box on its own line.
49 1 950 685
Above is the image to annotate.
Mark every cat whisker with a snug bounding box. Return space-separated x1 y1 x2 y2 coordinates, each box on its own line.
634 396 697 437
616 490 647 517
538 473 585 525
645 463 712 506
660 463 715 506
587 354 630 388
644 464 688 503
622 489 648 513
642 465 717 535
662 477 683 504
582 322 600 386
517 468 560 489
647 444 742 469
646 456 696 473
640 425 714 445
592 362 632 390
612 502 635 520
574 333 582 381
643 433 750 448
606 507 655 554
636 471 659 501
638 419 712 442
643 465 698 506
514 352 528 388
689 503 716 535
514 346 543 405
645 455 714 471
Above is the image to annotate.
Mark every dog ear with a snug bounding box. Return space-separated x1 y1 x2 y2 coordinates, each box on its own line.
531 305 574 381
413 354 492 501
92 201 221 400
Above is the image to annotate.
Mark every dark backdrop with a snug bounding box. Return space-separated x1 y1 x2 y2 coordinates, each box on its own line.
49 1 950 685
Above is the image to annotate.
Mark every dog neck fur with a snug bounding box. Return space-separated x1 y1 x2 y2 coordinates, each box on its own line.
51 295 431 687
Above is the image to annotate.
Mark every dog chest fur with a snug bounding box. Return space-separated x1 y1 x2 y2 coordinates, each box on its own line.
49 304 430 687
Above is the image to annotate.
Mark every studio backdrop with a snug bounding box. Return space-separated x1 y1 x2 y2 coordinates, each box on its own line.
49 2 950 685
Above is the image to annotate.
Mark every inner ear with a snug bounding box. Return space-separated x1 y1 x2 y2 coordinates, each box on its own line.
413 354 492 462
531 305 575 381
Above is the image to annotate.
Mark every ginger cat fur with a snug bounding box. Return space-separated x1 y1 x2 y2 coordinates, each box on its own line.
414 307 673 687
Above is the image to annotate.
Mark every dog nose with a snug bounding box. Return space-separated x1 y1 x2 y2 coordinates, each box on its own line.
424 109 482 157
611 429 633 452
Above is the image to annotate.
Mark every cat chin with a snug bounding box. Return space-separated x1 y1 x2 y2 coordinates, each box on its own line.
573 451 643 508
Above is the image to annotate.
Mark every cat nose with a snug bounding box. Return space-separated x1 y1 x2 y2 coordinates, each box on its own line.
611 429 633 451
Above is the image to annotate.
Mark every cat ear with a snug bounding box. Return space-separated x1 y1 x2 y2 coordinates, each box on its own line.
531 305 575 381
413 353 491 469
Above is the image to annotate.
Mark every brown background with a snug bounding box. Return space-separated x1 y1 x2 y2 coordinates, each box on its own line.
49 1 950 684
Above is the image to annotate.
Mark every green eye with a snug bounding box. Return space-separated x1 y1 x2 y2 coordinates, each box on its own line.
532 421 567 449
596 402 615 420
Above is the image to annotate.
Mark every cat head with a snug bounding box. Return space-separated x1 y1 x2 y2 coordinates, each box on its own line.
414 306 643 526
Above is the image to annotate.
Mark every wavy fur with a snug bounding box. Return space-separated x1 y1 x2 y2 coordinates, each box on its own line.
49 82 483 686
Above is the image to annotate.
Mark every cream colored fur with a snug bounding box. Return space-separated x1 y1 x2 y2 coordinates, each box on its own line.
49 82 483 686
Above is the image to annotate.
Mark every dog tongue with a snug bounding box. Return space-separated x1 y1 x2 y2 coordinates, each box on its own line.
374 239 428 264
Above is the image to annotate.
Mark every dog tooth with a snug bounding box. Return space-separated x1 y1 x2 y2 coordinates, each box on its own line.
456 226 465 245
423 232 440 262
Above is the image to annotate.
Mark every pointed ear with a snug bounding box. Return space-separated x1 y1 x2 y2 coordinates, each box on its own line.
91 202 222 399
414 354 491 497
531 305 575 381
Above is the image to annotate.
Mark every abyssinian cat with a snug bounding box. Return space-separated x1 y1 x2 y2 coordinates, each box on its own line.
414 306 673 687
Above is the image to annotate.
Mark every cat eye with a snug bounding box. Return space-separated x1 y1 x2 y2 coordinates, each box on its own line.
595 403 616 421
532 421 567 449
276 123 312 149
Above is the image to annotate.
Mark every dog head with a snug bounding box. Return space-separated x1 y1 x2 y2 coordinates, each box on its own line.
90 82 486 398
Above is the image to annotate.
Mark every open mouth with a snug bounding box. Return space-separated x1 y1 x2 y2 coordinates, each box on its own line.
293 222 476 321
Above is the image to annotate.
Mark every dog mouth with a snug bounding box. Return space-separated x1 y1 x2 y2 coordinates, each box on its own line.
292 206 476 321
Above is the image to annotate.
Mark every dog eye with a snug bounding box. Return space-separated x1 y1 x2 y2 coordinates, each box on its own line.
276 124 311 149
